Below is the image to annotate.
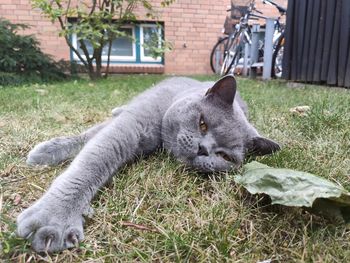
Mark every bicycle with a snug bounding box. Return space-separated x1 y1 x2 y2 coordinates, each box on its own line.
210 0 286 77
210 1 262 75
210 4 246 75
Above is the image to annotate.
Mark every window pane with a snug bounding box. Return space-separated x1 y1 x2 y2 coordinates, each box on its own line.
143 27 160 57
102 28 133 57
76 28 133 58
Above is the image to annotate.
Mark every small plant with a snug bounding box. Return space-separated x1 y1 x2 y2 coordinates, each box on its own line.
0 18 66 86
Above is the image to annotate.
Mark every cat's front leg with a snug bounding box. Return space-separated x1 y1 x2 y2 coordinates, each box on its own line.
18 153 108 252
17 115 153 252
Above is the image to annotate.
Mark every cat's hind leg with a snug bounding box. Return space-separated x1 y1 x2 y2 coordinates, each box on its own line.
27 120 111 166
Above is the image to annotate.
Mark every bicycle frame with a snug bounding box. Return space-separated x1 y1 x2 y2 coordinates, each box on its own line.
220 1 256 75
221 26 247 75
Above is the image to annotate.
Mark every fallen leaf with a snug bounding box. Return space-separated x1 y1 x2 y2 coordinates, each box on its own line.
235 161 350 222
257 260 272 263
289 105 311 116
0 164 16 177
286 82 305 88
83 116 95 124
35 89 48 95
229 249 236 257
112 89 122 96
13 194 21 205
52 113 69 123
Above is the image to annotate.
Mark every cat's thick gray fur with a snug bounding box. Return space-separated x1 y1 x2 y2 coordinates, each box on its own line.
17 76 280 252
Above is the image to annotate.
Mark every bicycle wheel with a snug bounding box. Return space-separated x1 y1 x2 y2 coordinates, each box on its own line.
210 36 228 74
220 34 243 76
272 33 285 78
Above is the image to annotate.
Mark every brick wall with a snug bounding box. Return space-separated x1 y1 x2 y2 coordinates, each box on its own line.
0 0 287 75
159 0 230 74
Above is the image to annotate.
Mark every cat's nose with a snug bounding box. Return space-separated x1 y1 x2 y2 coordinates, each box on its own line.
197 144 209 156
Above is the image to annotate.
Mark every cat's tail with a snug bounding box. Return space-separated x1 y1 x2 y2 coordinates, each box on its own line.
27 120 111 166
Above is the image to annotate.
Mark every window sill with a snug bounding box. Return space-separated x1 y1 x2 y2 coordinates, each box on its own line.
103 64 164 74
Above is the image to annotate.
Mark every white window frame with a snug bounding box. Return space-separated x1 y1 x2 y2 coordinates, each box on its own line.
140 24 162 63
71 25 136 62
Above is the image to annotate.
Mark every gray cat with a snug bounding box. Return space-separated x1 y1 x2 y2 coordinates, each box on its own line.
17 76 280 252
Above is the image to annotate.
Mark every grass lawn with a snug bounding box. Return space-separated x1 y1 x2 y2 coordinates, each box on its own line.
1 75 349 262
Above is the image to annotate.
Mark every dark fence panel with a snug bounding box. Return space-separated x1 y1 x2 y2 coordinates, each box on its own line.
283 0 350 88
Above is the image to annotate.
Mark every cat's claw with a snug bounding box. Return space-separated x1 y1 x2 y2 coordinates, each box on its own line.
17 202 84 252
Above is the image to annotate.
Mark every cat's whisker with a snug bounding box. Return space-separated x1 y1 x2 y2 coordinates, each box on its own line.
25 231 34 240
45 235 53 251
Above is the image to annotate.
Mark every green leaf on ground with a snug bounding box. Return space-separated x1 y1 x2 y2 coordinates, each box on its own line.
235 161 350 222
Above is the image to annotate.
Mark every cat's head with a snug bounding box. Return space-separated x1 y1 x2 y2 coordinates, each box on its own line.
161 75 280 173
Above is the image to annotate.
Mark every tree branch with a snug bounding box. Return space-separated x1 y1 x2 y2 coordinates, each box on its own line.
105 2 115 77
89 0 96 16
78 39 92 64
64 0 71 24
55 13 89 68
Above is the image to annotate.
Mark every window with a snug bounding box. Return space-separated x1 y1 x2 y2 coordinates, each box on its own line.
140 24 162 62
71 23 163 64
72 26 136 62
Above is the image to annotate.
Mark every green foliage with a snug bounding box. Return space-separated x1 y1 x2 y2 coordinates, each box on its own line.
0 72 29 86
31 0 174 79
0 18 66 85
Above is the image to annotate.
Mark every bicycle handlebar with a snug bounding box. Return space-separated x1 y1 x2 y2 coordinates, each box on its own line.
227 0 285 23
249 13 268 20
262 0 287 15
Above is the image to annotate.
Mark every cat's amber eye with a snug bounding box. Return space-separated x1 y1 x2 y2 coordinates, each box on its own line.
217 152 232 162
199 116 208 133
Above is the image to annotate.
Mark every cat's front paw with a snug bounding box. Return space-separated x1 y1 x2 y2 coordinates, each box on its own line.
26 137 78 166
17 201 85 252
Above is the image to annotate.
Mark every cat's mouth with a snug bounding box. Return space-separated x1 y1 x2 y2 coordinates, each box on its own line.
177 154 237 173
167 139 241 173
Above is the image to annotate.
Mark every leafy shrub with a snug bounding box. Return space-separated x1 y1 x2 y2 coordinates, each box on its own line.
0 18 67 86
0 72 26 86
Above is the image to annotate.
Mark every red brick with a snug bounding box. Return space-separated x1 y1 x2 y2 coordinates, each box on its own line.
2 4 17 9
13 10 30 15
3 14 18 20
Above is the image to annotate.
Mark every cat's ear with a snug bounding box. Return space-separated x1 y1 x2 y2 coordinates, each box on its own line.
246 137 281 156
205 75 236 105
